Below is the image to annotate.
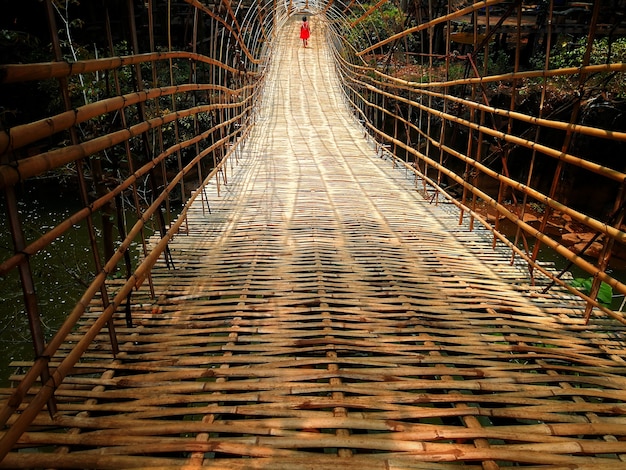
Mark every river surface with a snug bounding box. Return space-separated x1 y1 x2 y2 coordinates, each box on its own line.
0 186 151 387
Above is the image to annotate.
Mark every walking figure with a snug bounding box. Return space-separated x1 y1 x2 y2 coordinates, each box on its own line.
300 17 310 48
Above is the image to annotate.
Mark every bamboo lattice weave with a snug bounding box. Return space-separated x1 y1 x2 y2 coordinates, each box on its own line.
2 19 626 469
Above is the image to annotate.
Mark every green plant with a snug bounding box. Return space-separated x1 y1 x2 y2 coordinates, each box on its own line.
570 277 613 307
528 202 545 214
345 2 409 53
531 36 626 97
487 49 511 76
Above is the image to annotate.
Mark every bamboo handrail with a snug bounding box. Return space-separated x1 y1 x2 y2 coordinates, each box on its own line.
333 37 626 317
0 1 268 441
333 57 626 246
349 0 390 29
342 70 626 183
334 53 626 142
2 3 626 466
0 99 252 189
375 62 626 91
0 51 247 84
0 83 254 154
183 0 263 65
0 102 254 277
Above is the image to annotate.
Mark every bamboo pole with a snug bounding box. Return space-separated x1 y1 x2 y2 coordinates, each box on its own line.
0 83 250 157
2 184 56 416
337 59 626 143
0 105 253 455
0 100 250 190
0 51 246 84
45 0 119 357
183 0 262 65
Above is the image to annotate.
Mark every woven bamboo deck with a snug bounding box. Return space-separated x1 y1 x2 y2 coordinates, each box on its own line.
3 19 626 469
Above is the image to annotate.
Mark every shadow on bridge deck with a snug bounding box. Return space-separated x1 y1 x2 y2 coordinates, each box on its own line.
2 17 626 469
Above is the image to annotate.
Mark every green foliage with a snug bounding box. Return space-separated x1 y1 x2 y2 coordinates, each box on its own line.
531 36 626 96
528 202 545 214
345 2 409 52
0 30 46 63
570 277 613 307
486 50 511 76
447 62 466 81
537 36 626 69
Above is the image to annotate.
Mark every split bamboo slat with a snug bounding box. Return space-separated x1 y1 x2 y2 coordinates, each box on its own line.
2 19 626 469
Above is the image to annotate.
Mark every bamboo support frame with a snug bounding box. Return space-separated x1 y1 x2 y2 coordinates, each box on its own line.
0 0 269 450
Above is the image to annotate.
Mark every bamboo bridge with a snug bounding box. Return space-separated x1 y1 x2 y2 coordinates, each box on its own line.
2 1 626 468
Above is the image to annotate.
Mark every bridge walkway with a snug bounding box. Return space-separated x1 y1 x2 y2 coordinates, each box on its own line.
2 18 626 469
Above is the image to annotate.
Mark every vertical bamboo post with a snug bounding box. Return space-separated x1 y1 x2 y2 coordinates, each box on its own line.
127 0 175 270
191 5 206 219
584 183 626 323
2 184 57 415
460 5 477 223
530 0 601 287
149 0 173 226
166 0 189 231
104 4 156 300
45 0 119 356
393 102 399 157
432 0 450 206
505 1 533 259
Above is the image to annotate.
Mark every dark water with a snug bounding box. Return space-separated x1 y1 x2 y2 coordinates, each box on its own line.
0 187 150 387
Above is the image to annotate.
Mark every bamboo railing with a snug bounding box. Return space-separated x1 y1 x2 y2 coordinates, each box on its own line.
0 0 289 458
329 0 626 324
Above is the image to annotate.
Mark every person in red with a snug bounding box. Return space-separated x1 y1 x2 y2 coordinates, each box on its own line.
300 16 310 48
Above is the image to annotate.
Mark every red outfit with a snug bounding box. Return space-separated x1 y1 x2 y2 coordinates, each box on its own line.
300 22 310 40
